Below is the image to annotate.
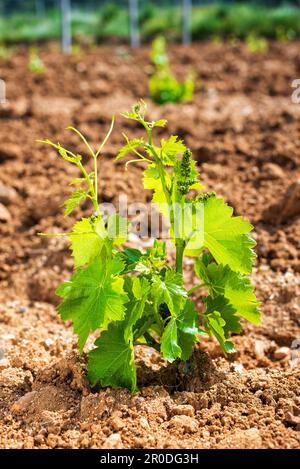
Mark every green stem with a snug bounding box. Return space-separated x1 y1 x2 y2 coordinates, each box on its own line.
144 125 171 207
175 239 185 274
143 121 186 274
77 161 99 214
144 123 153 146
133 316 159 342
143 332 160 351
93 155 98 211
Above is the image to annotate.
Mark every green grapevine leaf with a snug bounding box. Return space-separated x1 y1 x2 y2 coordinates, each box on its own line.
177 299 199 336
124 277 151 341
122 100 147 121
160 318 181 361
194 257 211 285
143 163 170 218
116 137 144 161
205 295 242 336
153 239 167 258
69 215 127 268
64 189 87 216
88 321 136 391
107 213 128 245
56 256 128 351
153 119 167 127
134 240 167 275
160 136 186 165
185 196 256 274
176 300 199 360
151 270 187 315
68 217 106 268
161 300 199 362
206 263 260 325
120 248 143 273
204 308 235 354
132 276 150 300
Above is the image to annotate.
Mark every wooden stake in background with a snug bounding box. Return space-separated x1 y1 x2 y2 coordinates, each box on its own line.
35 0 45 16
182 0 192 45
129 0 140 48
60 0 72 54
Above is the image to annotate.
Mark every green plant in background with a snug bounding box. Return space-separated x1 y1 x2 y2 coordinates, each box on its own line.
246 33 268 54
211 35 223 46
28 46 45 73
39 101 260 392
150 35 169 67
95 3 129 41
149 36 194 105
276 26 296 43
1 4 300 44
71 43 82 57
0 43 15 61
142 6 180 40
228 35 239 47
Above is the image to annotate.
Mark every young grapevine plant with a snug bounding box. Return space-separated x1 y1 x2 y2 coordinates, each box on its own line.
149 36 194 105
39 102 260 392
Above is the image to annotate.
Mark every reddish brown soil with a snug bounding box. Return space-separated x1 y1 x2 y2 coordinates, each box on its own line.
0 41 300 449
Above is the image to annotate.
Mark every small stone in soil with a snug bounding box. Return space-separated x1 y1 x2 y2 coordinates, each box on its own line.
168 415 199 433
0 184 17 205
102 433 123 449
10 391 37 414
262 163 284 180
0 203 11 222
231 363 244 374
274 347 290 360
254 340 266 360
0 358 9 370
109 413 125 431
171 404 195 418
